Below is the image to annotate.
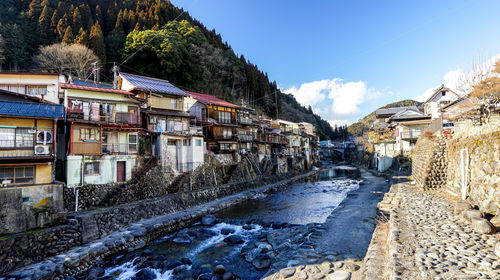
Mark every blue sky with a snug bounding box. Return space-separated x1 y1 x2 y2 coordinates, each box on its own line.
172 0 500 126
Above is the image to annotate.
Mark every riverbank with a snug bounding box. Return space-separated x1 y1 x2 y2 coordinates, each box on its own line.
365 176 500 280
6 170 318 279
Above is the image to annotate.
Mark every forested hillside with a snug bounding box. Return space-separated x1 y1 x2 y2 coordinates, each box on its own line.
347 99 422 136
0 0 336 139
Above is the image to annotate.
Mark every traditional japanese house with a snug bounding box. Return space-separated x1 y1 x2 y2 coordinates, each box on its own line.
387 107 431 155
62 83 143 186
185 91 240 159
236 107 259 154
0 89 65 232
119 73 204 172
0 72 65 104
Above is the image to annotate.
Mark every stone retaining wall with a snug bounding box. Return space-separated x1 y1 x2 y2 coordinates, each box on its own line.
445 131 500 215
7 170 318 279
411 134 448 190
0 171 300 276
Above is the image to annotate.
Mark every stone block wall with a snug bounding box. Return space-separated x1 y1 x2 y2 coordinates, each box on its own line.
445 130 500 215
412 134 448 190
0 219 81 275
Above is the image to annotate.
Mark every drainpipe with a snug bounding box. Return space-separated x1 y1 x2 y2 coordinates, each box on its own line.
460 148 469 200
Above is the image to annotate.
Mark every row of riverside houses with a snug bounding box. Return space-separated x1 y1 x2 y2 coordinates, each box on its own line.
368 85 461 172
0 71 319 233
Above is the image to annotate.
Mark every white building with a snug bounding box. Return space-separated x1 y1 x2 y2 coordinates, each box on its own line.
0 72 65 104
423 85 460 119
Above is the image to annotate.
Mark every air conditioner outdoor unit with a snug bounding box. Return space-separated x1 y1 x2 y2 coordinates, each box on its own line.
34 145 50 155
36 130 53 144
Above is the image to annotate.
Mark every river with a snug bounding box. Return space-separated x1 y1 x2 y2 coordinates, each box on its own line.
95 166 379 280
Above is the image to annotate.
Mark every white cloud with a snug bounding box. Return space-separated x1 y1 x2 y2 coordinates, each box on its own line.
285 78 382 119
414 54 500 101
328 119 348 128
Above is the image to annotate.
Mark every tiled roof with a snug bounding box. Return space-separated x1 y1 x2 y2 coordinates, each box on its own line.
0 101 64 119
61 83 133 95
186 91 240 108
376 106 419 116
389 108 429 121
120 72 188 97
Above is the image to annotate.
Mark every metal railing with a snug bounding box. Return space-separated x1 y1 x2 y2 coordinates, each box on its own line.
67 111 140 126
238 117 253 125
401 129 422 139
237 134 253 141
102 143 138 155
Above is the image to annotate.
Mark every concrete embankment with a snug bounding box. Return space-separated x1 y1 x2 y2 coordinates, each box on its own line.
7 170 318 279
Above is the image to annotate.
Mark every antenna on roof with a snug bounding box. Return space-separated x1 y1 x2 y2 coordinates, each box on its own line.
112 63 119 89
91 61 100 85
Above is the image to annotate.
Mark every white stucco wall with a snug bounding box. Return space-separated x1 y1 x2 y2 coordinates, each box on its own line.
0 73 63 104
66 154 138 186
158 134 205 172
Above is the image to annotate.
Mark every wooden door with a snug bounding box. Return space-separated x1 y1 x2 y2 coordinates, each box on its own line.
117 161 126 182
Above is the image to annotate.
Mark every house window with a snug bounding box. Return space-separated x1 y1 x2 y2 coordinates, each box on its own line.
222 127 232 139
0 128 34 147
167 140 177 146
128 134 138 153
80 128 98 141
0 166 34 185
195 139 202 146
84 162 100 175
220 143 230 150
387 144 394 151
26 85 48 96
183 139 191 146
218 111 231 123
171 99 177 109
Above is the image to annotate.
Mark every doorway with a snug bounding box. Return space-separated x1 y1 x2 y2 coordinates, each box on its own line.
117 161 126 182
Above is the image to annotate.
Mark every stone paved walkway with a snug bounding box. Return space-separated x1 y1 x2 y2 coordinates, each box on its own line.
388 181 499 280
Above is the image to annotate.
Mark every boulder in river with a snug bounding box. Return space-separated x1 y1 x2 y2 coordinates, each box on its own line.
201 215 218 226
198 228 217 238
132 268 156 280
224 235 244 244
222 272 235 280
221 228 236 235
85 267 104 280
180 257 192 265
214 264 226 274
163 261 183 271
252 253 272 269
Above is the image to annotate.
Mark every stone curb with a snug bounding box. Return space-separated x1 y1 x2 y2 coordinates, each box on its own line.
8 170 319 280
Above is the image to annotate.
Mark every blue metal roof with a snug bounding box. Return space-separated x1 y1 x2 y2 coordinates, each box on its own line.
0 101 64 119
120 72 188 97
71 79 114 89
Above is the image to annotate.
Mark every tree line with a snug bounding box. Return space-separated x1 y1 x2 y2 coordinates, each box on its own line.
0 0 337 140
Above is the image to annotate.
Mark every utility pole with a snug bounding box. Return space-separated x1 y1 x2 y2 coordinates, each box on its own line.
112 62 119 89
91 61 100 85
274 90 279 119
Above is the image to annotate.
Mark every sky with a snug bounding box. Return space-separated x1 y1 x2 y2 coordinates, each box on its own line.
172 0 500 126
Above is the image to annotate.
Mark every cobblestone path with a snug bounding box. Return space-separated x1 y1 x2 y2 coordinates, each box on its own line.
389 182 499 280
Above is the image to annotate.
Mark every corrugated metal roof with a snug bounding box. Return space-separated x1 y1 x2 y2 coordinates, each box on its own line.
375 106 418 116
186 91 239 108
0 101 64 119
71 79 114 89
120 72 188 97
61 83 133 95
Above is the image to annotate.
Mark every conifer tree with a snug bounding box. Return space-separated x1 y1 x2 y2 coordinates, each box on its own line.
75 28 89 46
72 7 83 34
38 3 53 45
27 0 42 22
62 26 74 44
89 21 106 63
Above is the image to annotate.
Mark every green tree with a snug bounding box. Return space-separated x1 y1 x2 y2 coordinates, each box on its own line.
62 26 74 44
38 3 53 45
72 7 83 35
89 21 106 63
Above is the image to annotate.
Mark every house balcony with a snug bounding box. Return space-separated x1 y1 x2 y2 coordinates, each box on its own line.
238 117 253 125
237 134 253 141
155 126 203 137
213 134 237 141
0 141 53 158
67 111 140 126
102 143 138 155
401 130 422 140
71 142 101 155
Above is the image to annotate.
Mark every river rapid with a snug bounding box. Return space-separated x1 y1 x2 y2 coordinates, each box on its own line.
95 167 364 280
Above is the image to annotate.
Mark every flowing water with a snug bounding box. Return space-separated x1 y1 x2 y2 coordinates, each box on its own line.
98 167 361 280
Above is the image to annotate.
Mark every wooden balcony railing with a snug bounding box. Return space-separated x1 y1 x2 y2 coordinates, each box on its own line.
67 111 140 126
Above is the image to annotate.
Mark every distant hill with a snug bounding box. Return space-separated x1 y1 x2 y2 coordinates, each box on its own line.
347 100 422 136
0 0 336 140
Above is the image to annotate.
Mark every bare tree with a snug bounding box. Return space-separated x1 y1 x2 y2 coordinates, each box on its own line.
33 43 100 78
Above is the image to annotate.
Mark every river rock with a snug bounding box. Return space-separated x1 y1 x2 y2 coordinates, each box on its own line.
197 273 212 280
243 224 255 230
221 228 236 235
280 267 296 278
85 267 104 280
163 261 183 271
470 218 496 234
173 235 192 244
224 235 244 244
201 215 218 226
343 262 360 272
327 270 351 280
222 272 235 280
255 242 273 252
180 257 192 265
215 264 226 274
245 248 262 262
495 242 500 258
454 201 473 215
132 268 156 280
462 209 483 222
490 215 500 227
198 228 217 238
252 253 272 269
